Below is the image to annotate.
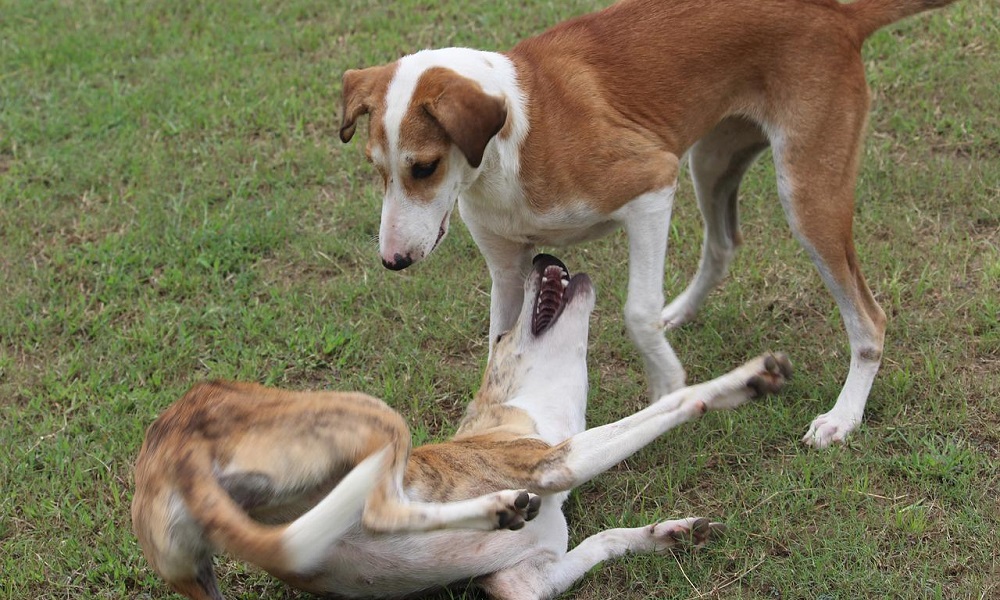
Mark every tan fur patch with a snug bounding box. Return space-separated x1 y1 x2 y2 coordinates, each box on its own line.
339 62 398 166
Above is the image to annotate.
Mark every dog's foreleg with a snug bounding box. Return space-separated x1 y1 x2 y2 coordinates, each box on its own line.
365 489 542 533
545 517 724 598
537 353 791 492
465 219 534 358
480 518 724 600
619 185 687 398
362 446 541 533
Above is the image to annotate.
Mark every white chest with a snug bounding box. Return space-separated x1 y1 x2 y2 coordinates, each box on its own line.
459 183 621 247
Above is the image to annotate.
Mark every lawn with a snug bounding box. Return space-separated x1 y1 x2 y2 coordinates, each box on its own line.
1 0 997 598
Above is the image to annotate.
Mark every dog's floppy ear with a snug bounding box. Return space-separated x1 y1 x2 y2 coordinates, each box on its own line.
340 66 387 143
424 77 507 169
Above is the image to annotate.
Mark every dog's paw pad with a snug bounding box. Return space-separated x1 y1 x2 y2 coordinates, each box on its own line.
525 494 542 521
748 352 792 396
497 510 526 530
652 517 725 551
667 517 725 547
495 490 541 530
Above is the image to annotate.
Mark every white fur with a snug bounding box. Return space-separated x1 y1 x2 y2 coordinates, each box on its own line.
614 186 687 397
282 447 388 572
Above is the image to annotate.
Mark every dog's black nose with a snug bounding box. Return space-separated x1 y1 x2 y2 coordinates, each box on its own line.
382 253 413 270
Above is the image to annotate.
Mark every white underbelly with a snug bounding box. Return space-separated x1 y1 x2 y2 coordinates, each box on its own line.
301 496 569 598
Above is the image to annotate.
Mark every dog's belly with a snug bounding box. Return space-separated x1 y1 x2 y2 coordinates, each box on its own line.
295 529 539 598
291 497 569 598
459 193 621 247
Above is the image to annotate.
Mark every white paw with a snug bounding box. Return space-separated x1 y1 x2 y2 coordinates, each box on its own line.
661 295 696 330
802 411 860 448
649 517 725 552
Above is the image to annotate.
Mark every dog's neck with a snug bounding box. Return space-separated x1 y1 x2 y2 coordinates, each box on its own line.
454 349 590 444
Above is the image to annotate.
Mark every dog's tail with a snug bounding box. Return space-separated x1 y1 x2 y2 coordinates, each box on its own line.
845 0 957 40
179 446 389 577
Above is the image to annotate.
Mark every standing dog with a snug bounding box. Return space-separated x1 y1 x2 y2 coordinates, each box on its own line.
132 255 792 599
338 0 956 447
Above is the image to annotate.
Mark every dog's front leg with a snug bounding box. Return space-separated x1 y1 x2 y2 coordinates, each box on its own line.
465 220 534 357
618 185 687 399
537 353 792 492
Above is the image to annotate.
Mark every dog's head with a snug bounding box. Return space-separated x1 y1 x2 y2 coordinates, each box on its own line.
479 254 596 404
339 50 509 270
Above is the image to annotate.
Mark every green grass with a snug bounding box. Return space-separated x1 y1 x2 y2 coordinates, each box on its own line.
1 0 997 598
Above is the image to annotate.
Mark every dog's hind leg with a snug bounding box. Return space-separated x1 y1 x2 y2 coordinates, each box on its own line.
479 518 724 600
662 117 769 329
768 69 886 448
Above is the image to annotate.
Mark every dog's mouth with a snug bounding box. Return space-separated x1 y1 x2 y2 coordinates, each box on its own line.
431 211 449 252
531 254 590 336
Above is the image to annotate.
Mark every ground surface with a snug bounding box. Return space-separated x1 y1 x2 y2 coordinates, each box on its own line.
1 1 998 598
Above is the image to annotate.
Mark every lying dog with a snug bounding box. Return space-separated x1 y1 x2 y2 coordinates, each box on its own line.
133 255 791 599
338 0 955 447
132 389 543 599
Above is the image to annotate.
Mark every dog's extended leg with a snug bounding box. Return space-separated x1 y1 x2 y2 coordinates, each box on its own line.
619 185 687 398
769 83 886 448
476 355 788 599
481 517 724 599
364 480 540 533
539 517 725 597
537 353 791 492
662 117 770 329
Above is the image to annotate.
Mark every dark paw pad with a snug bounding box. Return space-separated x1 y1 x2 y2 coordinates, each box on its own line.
526 494 542 521
497 491 541 529
669 518 726 547
497 510 525 530
748 352 792 396
747 375 769 397
769 352 793 379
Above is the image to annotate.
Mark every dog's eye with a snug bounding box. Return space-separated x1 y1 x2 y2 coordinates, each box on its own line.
495 331 507 344
411 160 439 180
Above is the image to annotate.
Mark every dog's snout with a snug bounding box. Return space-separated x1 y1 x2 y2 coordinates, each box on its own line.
382 253 414 271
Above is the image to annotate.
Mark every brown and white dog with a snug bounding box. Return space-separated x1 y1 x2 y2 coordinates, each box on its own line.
338 0 956 448
132 255 792 599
